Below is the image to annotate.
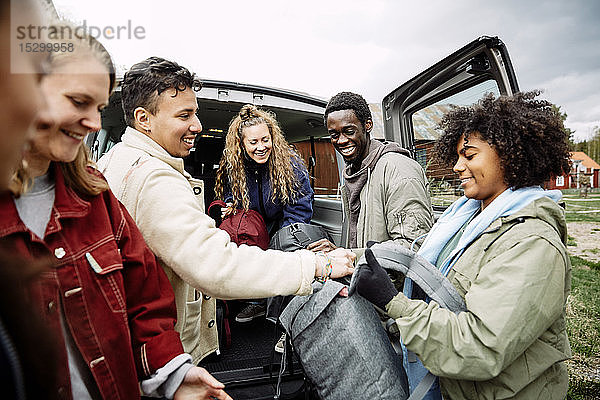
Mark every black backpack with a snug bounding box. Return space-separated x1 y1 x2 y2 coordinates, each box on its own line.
269 222 332 252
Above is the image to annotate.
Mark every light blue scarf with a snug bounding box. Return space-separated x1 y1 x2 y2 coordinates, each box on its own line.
418 186 562 276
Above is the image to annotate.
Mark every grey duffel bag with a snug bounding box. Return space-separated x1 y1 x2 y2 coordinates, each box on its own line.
349 241 468 400
279 279 409 400
269 222 332 251
266 223 333 323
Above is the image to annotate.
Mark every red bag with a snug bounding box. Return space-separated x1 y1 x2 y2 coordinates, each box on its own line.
208 200 269 250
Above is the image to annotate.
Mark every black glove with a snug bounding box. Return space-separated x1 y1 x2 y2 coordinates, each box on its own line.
352 248 399 310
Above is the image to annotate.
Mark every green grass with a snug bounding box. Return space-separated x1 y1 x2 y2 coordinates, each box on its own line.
566 256 600 399
563 194 600 223
567 235 578 247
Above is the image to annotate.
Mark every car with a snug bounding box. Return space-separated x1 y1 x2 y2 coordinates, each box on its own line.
88 35 518 399
382 35 518 216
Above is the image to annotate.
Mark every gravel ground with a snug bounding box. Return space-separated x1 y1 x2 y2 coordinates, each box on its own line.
567 222 600 263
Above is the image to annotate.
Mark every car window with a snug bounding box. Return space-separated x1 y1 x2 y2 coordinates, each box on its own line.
411 79 500 208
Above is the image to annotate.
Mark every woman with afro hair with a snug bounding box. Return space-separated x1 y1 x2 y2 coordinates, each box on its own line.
353 91 572 399
214 104 314 324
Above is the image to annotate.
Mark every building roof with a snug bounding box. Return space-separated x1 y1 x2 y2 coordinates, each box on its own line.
571 152 600 170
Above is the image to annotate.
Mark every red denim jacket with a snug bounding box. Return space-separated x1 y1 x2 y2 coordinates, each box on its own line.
0 165 184 399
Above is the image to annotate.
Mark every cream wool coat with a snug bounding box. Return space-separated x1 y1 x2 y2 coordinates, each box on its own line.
98 127 315 363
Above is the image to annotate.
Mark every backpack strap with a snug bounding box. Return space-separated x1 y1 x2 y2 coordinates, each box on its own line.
351 241 463 400
207 200 227 226
407 372 437 400
289 223 313 247
350 242 466 313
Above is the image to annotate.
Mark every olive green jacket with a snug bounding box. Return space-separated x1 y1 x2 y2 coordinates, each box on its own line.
341 152 434 259
386 197 571 399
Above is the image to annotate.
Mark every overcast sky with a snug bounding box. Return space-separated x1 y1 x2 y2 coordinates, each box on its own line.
53 0 600 141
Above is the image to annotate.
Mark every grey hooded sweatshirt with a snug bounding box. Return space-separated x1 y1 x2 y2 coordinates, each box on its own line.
342 139 434 253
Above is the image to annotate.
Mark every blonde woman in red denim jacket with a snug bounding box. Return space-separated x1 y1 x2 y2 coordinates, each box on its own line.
0 23 230 400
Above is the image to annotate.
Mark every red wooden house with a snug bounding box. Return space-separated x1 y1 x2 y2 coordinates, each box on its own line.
547 151 600 190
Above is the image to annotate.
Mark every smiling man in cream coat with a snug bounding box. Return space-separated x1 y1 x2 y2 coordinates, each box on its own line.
97 57 354 363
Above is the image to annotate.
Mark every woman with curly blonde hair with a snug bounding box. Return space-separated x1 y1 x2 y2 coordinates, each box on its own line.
215 104 314 324
215 104 314 235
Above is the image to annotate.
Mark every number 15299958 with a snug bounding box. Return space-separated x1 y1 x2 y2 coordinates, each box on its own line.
19 42 74 53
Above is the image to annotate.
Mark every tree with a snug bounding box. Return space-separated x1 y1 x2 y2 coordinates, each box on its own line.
552 105 577 148
550 105 600 163
574 127 599 163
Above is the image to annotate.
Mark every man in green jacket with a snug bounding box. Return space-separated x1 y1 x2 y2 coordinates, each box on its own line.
322 91 434 254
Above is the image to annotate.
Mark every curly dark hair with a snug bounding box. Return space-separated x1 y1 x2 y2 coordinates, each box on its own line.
121 57 202 127
434 91 571 189
324 91 372 130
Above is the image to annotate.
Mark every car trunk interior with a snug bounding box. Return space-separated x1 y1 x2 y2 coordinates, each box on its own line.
188 96 329 207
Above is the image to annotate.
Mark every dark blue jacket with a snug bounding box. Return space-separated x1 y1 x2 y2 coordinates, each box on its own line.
226 156 314 236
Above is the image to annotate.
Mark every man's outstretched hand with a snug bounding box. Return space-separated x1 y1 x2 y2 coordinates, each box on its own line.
306 238 337 253
350 248 398 310
174 366 232 400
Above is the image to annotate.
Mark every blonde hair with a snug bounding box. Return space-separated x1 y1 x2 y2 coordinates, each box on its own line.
215 104 305 210
8 160 32 196
60 146 108 197
11 142 108 199
11 20 114 197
